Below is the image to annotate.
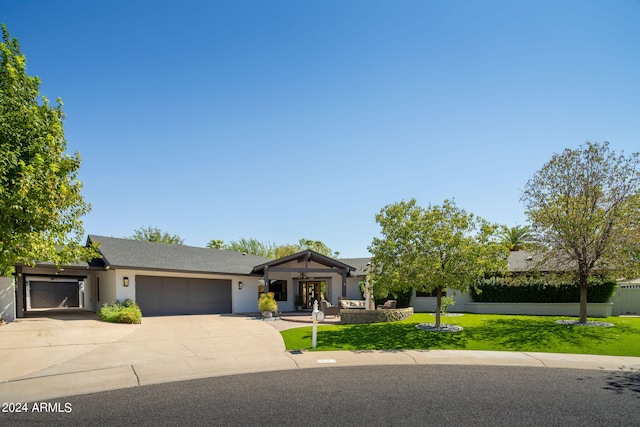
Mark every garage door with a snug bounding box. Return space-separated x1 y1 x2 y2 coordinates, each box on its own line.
135 276 232 316
30 281 80 309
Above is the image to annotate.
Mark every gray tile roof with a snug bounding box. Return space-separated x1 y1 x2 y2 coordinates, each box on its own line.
88 235 272 275
339 257 372 276
506 250 575 272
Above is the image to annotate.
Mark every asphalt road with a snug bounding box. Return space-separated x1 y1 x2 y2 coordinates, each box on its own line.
2 365 639 426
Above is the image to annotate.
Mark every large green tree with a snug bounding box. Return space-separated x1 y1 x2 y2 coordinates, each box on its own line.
128 226 184 245
522 141 640 323
369 199 507 327
0 25 95 275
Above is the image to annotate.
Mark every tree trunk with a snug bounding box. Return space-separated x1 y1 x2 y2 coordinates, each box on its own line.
435 287 442 328
579 270 588 324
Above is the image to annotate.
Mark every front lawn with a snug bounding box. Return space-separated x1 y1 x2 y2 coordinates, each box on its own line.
280 314 640 357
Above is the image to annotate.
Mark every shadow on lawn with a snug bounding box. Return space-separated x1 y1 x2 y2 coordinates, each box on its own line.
315 323 468 350
308 318 629 352
465 318 624 351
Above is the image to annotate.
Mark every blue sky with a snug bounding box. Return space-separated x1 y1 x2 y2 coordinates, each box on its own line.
2 1 639 257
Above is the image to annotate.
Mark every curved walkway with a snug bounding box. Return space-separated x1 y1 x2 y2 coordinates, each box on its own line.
1 312 639 403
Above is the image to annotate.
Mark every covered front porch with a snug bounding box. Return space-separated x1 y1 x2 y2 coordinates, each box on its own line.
251 250 357 310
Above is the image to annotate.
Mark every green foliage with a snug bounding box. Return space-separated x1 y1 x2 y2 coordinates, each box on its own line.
471 275 617 303
374 288 413 308
369 198 508 326
128 226 184 245
206 239 224 249
258 292 278 312
499 225 534 251
97 299 142 324
0 25 96 276
440 296 455 314
225 237 275 257
221 237 338 259
522 141 640 322
298 238 338 257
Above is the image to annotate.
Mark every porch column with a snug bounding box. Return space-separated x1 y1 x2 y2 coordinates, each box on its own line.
263 266 269 294
341 271 347 297
16 267 24 318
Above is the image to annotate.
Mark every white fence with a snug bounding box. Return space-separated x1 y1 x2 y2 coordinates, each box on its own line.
610 283 640 315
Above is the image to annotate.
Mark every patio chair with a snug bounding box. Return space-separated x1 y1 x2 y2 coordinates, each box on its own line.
320 300 341 317
377 300 397 310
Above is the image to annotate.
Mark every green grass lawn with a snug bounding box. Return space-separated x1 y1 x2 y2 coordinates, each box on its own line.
280 314 640 357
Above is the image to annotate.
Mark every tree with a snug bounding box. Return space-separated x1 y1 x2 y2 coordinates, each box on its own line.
206 239 224 249
128 226 184 245
0 25 95 275
272 243 302 258
219 237 339 259
499 225 534 251
369 199 507 327
298 238 338 257
522 141 640 323
224 237 274 257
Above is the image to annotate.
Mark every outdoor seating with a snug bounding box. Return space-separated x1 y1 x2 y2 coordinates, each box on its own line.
377 300 397 310
338 298 366 309
320 300 341 317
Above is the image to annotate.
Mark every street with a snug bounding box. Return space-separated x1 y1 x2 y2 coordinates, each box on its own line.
3 365 638 426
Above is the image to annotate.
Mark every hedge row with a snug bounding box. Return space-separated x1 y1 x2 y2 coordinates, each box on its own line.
470 276 617 303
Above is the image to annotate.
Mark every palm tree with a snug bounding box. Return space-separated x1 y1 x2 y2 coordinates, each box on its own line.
500 225 534 251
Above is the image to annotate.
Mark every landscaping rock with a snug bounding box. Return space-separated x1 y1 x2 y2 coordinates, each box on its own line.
554 320 614 327
416 323 463 332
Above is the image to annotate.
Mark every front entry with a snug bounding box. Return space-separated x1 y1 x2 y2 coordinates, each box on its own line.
299 281 325 309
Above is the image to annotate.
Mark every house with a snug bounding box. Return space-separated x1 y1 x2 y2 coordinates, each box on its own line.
14 235 362 318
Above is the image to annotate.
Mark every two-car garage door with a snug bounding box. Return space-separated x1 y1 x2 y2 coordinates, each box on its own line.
135 276 232 316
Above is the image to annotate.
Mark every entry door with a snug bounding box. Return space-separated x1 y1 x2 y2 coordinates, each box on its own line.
300 281 324 309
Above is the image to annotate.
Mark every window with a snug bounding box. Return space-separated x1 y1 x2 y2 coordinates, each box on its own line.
269 280 287 301
416 289 446 297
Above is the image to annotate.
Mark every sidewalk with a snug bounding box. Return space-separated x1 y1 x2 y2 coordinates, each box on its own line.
1 314 639 404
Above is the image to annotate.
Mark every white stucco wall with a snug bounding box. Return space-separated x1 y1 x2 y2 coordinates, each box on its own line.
411 290 471 313
0 277 15 322
95 270 117 307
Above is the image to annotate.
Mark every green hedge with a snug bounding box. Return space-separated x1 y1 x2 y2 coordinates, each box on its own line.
470 275 617 303
97 299 142 324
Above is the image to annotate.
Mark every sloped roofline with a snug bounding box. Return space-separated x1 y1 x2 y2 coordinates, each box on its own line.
251 249 356 274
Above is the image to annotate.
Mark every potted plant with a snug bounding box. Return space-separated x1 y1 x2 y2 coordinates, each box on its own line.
295 294 304 311
258 292 278 319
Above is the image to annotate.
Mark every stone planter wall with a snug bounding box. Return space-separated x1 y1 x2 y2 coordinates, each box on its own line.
340 307 414 324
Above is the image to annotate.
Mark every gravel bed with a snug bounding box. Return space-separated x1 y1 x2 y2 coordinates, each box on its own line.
416 323 464 332
555 320 615 327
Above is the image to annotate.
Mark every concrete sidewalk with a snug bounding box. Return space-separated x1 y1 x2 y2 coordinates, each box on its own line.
1 314 639 403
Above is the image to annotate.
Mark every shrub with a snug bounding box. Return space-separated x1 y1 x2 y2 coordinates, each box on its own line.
97 299 142 324
372 288 413 308
471 275 617 303
258 292 278 313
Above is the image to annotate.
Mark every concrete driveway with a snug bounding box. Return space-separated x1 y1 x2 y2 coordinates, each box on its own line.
0 312 296 402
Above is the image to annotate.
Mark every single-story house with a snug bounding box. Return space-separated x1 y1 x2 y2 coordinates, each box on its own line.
14 235 367 318
10 240 635 319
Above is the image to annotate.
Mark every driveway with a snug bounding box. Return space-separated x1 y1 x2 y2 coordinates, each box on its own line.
0 312 296 402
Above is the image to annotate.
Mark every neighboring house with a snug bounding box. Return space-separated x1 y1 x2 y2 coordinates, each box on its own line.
14 235 358 318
